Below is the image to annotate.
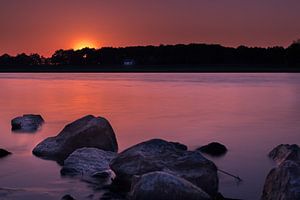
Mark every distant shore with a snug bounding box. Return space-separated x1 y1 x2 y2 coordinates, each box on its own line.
0 64 299 72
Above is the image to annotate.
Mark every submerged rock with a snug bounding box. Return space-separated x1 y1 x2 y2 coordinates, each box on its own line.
61 147 116 184
0 148 11 158
110 139 218 196
197 142 227 157
268 144 300 165
11 114 44 132
32 115 118 163
130 171 211 200
262 144 300 200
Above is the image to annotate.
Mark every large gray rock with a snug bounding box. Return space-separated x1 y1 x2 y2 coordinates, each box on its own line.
262 144 300 200
32 115 118 163
110 139 218 195
262 160 300 200
130 171 211 200
61 147 116 184
268 144 300 165
11 114 44 132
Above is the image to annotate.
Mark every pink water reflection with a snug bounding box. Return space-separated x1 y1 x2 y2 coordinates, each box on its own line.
0 73 300 199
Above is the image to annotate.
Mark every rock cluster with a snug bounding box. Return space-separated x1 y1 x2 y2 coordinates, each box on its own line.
30 115 224 199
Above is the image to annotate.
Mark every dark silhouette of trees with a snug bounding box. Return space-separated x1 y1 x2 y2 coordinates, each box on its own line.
0 41 299 70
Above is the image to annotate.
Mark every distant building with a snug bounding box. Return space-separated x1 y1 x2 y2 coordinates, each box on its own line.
123 59 135 66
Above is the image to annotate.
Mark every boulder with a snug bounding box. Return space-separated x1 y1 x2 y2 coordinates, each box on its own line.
61 147 116 184
197 142 227 157
11 114 44 132
261 160 300 200
130 171 211 200
32 115 118 163
0 148 11 158
268 144 300 165
110 139 218 195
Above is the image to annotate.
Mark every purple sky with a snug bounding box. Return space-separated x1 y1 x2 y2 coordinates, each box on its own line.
1 0 300 56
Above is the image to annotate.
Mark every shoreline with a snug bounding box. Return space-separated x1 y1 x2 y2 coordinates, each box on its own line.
0 64 299 72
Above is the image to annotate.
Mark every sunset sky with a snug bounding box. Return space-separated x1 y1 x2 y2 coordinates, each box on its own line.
1 0 300 56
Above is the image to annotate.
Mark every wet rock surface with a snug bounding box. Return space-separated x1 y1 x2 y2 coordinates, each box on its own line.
130 171 211 200
268 144 300 165
262 144 300 200
11 114 44 132
32 115 118 163
110 139 218 196
61 147 116 185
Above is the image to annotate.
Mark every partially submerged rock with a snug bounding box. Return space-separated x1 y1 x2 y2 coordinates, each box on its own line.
110 139 218 195
0 149 11 158
32 115 118 163
197 142 227 157
61 147 116 184
262 144 300 200
262 160 300 200
61 194 76 200
130 171 211 200
11 114 44 132
268 144 300 165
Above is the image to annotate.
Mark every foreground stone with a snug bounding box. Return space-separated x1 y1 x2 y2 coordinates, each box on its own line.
268 144 300 165
61 147 116 184
262 144 300 200
11 114 44 132
0 148 11 158
262 160 300 200
110 139 218 195
130 171 211 200
197 142 227 157
32 115 118 163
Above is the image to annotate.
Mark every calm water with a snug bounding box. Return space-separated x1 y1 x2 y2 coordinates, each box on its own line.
0 73 300 200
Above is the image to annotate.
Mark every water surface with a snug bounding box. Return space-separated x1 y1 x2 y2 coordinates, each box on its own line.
0 73 300 199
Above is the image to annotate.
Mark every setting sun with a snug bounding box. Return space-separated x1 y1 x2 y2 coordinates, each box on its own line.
74 40 98 50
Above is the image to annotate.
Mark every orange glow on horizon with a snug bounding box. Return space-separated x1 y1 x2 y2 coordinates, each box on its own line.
73 39 99 50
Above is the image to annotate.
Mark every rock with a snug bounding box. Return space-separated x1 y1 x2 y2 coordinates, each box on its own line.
130 171 211 200
197 142 227 157
261 160 300 200
110 139 218 196
61 194 76 200
61 147 116 184
32 115 118 163
0 149 11 158
11 114 44 132
268 144 300 165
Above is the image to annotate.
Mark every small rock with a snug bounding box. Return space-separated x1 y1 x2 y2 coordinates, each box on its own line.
32 115 118 163
110 139 218 196
61 194 76 200
268 144 300 165
197 142 227 157
0 149 11 158
11 114 44 132
130 171 211 200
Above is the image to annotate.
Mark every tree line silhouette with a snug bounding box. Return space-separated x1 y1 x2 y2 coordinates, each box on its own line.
1 42 300 69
